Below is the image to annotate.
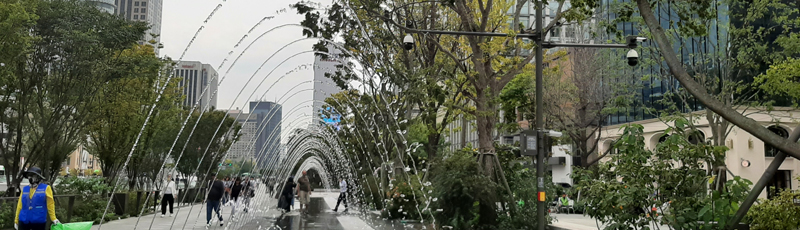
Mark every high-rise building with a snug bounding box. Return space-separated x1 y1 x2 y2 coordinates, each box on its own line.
596 0 725 125
250 101 282 168
226 110 258 161
86 0 116 14
115 0 163 54
174 61 218 110
313 44 344 127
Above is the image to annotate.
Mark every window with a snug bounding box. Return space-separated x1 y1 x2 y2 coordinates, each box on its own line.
134 15 138 20
135 1 139 6
550 28 561 37
134 8 139 13
142 1 146 6
520 18 530 29
687 131 705 145
765 126 789 157
140 15 145 20
565 27 576 38
141 8 146 13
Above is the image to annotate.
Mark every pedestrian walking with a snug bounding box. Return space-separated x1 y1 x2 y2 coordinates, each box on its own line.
278 176 295 212
296 171 311 214
333 178 348 212
205 177 226 228
241 178 253 213
161 175 177 218
15 167 59 230
229 178 243 219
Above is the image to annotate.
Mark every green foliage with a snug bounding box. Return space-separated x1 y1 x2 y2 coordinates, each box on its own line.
361 176 384 210
430 150 497 229
52 177 114 223
0 201 15 229
746 189 800 230
171 110 240 181
574 120 752 229
496 144 556 229
382 175 426 221
754 58 800 107
0 0 155 192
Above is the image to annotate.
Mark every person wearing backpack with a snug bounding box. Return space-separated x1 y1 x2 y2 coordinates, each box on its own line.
205 177 227 228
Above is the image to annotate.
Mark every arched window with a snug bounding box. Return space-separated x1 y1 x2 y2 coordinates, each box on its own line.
658 134 670 144
765 126 789 157
688 131 705 145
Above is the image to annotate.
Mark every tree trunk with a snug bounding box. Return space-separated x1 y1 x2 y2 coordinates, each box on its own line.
426 132 440 159
474 91 503 227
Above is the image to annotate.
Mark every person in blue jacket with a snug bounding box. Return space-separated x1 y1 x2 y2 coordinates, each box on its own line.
15 167 59 230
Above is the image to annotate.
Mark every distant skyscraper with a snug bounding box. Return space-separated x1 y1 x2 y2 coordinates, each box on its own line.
250 101 282 168
115 0 163 54
313 44 345 126
86 0 116 13
174 61 218 110
226 110 258 161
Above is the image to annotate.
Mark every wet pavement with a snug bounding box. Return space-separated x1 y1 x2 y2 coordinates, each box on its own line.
274 198 345 230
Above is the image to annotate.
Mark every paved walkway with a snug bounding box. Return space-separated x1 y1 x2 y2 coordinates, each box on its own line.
551 213 670 230
91 186 279 230
88 188 672 230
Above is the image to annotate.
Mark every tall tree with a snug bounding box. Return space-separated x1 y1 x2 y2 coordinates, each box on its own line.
87 44 180 187
546 47 633 167
0 0 38 195
0 0 149 193
171 110 240 183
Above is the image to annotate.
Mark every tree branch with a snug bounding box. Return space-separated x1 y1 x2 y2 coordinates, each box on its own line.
635 0 800 159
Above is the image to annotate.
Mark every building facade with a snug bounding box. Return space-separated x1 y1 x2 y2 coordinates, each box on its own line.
86 0 116 13
61 145 103 176
313 44 344 127
597 108 800 199
250 101 282 168
174 61 218 110
114 0 163 54
226 110 259 161
596 0 728 125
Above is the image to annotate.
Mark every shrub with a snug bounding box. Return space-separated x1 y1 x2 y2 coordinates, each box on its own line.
496 144 556 229
52 177 114 222
574 121 752 230
382 175 426 220
0 201 15 229
360 176 384 210
746 189 800 230
430 150 496 229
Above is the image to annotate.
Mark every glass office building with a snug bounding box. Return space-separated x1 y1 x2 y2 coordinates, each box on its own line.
598 0 728 125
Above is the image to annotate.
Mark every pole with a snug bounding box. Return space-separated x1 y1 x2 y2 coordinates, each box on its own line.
535 0 546 229
726 126 800 229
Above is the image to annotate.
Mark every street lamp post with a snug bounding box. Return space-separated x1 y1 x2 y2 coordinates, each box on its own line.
393 2 646 229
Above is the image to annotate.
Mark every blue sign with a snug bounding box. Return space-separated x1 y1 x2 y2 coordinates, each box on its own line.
320 107 341 131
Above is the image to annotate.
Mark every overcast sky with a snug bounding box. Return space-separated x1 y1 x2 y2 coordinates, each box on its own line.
161 0 334 135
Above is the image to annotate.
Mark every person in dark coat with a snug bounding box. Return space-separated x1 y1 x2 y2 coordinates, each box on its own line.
279 177 296 212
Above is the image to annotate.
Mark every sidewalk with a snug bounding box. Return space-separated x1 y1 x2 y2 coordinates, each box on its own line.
550 213 670 230
90 202 217 230
91 186 271 230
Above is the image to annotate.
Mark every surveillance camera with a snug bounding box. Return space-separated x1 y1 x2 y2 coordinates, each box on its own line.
626 49 639 66
403 34 414 51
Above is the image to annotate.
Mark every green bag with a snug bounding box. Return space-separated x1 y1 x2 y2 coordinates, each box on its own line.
51 222 94 230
